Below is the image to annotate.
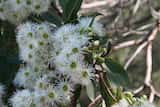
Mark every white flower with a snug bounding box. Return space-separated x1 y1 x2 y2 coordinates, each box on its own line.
112 99 129 107
134 101 155 107
5 0 31 24
0 0 8 20
0 0 51 24
34 77 50 91
56 81 72 97
78 67 94 85
31 0 51 14
32 91 49 107
78 17 105 37
17 22 54 66
54 24 78 41
14 66 40 88
10 90 34 107
41 86 58 106
54 50 84 75
16 22 37 48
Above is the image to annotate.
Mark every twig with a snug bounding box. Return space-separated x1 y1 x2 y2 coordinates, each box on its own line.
122 30 148 37
81 1 113 9
113 38 143 50
145 43 160 102
133 85 144 94
131 22 160 102
145 43 154 102
124 41 148 70
88 95 102 107
124 24 159 69
145 43 152 86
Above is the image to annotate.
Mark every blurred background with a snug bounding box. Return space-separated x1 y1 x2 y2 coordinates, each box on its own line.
80 0 160 106
1 0 160 106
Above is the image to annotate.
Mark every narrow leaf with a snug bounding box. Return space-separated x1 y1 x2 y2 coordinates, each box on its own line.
99 72 117 107
59 0 83 23
86 81 95 101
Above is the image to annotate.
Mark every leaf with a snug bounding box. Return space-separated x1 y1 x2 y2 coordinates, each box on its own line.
41 11 62 26
86 81 95 101
104 58 130 87
99 72 117 107
59 0 70 10
59 0 83 23
81 12 103 18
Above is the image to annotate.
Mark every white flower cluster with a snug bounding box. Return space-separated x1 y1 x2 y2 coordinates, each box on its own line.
10 17 105 107
0 0 51 24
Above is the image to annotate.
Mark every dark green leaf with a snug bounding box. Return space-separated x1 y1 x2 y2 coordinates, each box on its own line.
41 12 62 26
59 0 83 23
99 72 117 107
59 0 70 10
104 58 130 87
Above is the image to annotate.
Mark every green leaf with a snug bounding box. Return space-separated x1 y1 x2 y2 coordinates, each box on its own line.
41 9 62 26
99 72 117 107
59 0 83 23
86 81 95 101
59 0 70 10
104 58 130 87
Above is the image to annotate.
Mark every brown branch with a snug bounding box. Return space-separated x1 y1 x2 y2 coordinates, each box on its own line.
113 38 144 50
124 41 148 70
145 42 160 102
145 43 152 86
131 21 160 102
88 95 102 107
133 85 144 94
122 30 148 37
123 23 159 70
145 43 154 102
81 1 114 9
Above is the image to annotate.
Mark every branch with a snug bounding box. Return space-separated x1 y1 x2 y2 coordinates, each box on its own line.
122 30 148 37
124 41 148 70
145 43 152 86
113 38 144 51
144 43 160 103
81 1 114 9
123 24 159 69
88 95 102 107
131 22 160 102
